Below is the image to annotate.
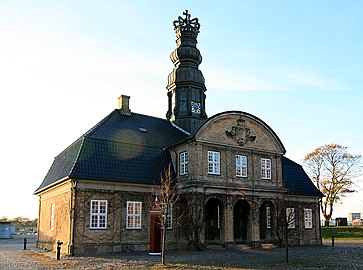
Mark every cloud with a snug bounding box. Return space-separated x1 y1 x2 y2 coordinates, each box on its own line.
282 69 351 91
204 67 287 91
202 65 351 92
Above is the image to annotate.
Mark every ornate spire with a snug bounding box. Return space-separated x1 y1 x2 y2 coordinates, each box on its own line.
166 10 207 133
173 10 200 40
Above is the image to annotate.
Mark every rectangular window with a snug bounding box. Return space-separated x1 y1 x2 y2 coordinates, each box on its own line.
266 206 271 229
50 204 55 231
286 208 295 229
304 208 313 229
261 158 272 179
180 152 188 175
90 200 108 229
208 151 220 175
236 155 248 177
126 201 142 229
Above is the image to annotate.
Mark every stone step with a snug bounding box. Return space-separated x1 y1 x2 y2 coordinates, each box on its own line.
261 243 277 249
235 244 252 251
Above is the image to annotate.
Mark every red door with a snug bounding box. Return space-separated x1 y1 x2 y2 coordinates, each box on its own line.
149 204 162 255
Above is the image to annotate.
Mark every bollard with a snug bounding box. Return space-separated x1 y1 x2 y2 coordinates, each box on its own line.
56 240 63 260
332 235 335 246
23 238 27 250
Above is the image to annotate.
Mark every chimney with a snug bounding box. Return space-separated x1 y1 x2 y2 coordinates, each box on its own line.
118 95 131 115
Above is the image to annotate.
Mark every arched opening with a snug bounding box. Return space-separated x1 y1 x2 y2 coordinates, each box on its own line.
259 201 274 241
205 198 223 241
233 200 251 242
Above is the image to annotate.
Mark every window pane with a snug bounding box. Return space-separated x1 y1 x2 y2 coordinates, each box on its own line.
90 200 107 229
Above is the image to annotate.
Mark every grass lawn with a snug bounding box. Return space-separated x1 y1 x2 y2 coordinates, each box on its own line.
321 225 363 239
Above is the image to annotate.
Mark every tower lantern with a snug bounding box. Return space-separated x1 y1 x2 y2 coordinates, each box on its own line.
166 10 207 133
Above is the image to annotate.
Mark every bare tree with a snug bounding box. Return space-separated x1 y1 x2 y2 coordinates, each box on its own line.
154 163 181 265
304 144 361 226
275 199 297 263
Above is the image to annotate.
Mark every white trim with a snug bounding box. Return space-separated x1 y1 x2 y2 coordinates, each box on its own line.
90 200 108 229
266 206 271 229
208 151 220 175
50 203 55 231
236 155 248 177
170 121 190 135
126 201 142 229
304 208 313 229
261 158 272 180
179 152 188 176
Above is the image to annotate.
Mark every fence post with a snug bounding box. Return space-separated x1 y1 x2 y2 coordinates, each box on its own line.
23 238 27 250
56 240 63 260
332 235 335 246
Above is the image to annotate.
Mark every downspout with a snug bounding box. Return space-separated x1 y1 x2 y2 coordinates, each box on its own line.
69 180 77 255
36 195 41 247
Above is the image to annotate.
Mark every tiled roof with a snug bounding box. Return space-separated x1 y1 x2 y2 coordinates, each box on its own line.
35 110 188 193
282 157 323 197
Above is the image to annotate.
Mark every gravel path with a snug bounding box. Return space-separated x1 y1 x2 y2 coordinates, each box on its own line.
1 235 363 269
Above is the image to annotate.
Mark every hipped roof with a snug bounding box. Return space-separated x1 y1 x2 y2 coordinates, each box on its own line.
35 110 188 193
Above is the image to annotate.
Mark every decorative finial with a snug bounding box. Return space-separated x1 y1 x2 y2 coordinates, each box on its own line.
173 10 200 38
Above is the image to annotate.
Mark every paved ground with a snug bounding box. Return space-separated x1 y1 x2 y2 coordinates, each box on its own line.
1 235 363 269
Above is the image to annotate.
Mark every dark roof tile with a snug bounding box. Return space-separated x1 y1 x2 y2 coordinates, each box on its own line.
35 111 188 193
282 156 323 197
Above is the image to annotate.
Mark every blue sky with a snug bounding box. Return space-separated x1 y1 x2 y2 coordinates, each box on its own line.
1 0 362 219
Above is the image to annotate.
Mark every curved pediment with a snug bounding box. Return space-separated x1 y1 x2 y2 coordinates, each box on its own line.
195 111 286 154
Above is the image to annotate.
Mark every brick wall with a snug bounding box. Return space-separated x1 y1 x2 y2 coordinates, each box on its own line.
37 180 72 252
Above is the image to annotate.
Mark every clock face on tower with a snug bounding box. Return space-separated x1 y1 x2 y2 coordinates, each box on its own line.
191 101 201 114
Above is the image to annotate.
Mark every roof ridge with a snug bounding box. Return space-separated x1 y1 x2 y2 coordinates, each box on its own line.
68 136 86 178
85 109 119 136
115 110 168 122
53 136 84 159
282 156 303 168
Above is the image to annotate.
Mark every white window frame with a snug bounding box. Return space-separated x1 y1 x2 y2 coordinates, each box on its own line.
261 158 272 179
90 200 108 229
208 151 220 175
286 207 296 229
126 201 142 229
304 208 313 229
236 155 248 177
266 206 271 229
50 203 55 231
179 152 188 176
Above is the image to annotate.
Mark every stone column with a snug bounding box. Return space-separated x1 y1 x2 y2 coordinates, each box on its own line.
250 197 261 247
224 196 235 249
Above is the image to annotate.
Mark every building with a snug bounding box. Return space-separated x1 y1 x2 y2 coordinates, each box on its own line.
35 11 322 255
348 213 361 223
0 222 12 239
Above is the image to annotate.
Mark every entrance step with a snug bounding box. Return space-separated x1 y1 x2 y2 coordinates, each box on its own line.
261 243 277 249
235 244 252 251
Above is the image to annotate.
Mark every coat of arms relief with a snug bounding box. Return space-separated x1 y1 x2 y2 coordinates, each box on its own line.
225 116 256 146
